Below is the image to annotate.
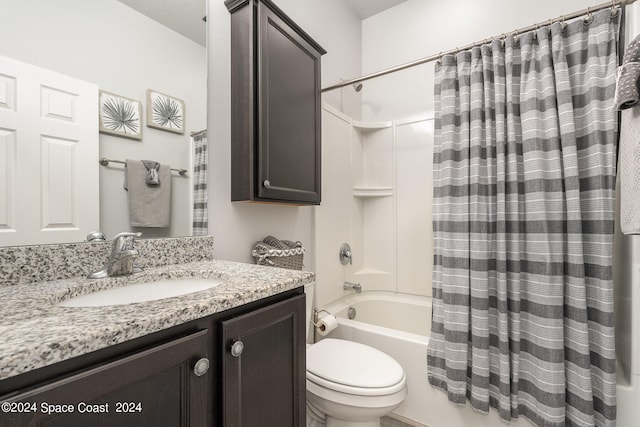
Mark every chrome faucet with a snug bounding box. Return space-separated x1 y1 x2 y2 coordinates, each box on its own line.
88 232 142 279
343 281 362 293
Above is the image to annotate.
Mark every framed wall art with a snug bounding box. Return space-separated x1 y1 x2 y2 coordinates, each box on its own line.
146 89 185 134
98 90 142 140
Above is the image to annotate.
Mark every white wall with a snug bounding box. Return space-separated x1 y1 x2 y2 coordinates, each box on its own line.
0 0 206 240
206 0 362 267
361 0 601 121
314 105 354 307
315 109 435 308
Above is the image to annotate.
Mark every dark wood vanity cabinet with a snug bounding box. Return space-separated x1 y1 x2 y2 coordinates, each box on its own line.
226 0 326 205
0 330 210 427
0 289 305 427
222 294 305 427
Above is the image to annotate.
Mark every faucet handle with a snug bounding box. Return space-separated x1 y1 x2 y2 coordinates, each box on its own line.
113 231 142 240
112 232 142 251
339 243 353 265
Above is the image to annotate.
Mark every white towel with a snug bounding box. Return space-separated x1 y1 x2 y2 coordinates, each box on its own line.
615 34 640 110
124 159 171 227
619 107 640 234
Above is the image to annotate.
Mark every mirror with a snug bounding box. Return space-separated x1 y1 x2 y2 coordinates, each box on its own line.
0 0 207 246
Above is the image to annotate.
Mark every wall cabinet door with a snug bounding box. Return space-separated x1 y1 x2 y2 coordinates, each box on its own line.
227 0 325 205
0 330 210 427
221 293 305 427
256 2 322 204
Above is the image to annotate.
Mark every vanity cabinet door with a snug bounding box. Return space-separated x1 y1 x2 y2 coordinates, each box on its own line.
221 293 305 427
0 330 210 427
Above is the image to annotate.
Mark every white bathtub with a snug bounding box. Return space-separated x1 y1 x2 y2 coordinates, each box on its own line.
322 291 531 427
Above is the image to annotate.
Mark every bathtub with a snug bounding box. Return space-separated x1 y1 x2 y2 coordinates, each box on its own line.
321 291 531 427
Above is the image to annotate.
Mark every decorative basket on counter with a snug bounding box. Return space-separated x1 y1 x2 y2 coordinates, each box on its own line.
251 236 305 270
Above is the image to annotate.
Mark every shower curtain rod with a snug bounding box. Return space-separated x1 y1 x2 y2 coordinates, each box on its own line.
321 0 635 93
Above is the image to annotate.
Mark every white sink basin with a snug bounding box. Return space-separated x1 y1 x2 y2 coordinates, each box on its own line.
57 278 223 307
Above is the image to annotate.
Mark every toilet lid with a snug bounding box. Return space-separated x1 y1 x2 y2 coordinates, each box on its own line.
307 338 404 389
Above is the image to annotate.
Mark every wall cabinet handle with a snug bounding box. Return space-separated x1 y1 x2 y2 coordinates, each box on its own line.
193 358 210 376
230 340 244 357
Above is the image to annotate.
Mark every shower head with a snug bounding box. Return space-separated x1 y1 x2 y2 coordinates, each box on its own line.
353 83 363 92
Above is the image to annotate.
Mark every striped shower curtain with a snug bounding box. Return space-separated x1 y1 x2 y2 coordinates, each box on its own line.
427 9 620 426
192 131 208 236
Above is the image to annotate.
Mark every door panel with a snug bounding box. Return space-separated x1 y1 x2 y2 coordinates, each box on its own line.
0 55 98 245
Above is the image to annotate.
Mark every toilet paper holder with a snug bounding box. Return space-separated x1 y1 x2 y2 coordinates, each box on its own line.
312 307 332 327
312 307 339 337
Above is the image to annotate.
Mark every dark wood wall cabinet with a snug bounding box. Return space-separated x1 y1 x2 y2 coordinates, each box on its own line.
0 289 305 427
226 0 326 205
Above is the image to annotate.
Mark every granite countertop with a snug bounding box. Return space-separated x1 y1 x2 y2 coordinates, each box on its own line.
0 259 314 382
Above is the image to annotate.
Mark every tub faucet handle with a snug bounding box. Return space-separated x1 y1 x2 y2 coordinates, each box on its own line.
339 243 352 265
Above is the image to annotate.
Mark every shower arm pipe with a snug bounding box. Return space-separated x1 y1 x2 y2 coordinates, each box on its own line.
321 0 635 93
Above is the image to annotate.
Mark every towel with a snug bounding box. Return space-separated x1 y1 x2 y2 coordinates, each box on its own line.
615 35 640 110
619 107 640 234
124 159 171 227
142 160 160 185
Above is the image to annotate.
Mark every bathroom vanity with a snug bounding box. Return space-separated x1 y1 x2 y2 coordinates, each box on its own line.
0 259 312 427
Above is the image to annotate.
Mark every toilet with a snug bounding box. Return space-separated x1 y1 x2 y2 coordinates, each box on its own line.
305 284 408 427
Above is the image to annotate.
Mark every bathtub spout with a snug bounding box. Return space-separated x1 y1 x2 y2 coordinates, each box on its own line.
343 282 362 293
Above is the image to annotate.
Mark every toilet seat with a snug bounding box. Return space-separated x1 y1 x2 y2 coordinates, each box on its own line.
306 338 406 396
307 370 406 396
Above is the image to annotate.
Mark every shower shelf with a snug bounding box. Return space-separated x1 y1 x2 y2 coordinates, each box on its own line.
353 187 394 197
354 268 391 276
352 120 392 131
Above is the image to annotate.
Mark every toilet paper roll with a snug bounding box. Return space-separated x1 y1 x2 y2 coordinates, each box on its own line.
316 314 338 336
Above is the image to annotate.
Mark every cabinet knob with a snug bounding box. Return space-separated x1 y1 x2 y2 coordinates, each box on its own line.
193 358 210 376
230 340 244 357
263 179 271 188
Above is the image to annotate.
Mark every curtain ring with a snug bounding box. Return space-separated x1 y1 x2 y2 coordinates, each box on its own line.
611 0 620 17
513 32 520 45
561 15 567 32
481 38 491 52
584 7 593 24
437 52 443 65
500 33 506 48
533 24 538 40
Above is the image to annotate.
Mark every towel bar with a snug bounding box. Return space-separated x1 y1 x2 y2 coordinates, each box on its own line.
99 157 188 176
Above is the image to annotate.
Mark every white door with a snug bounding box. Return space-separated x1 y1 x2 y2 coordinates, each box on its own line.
0 55 99 246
